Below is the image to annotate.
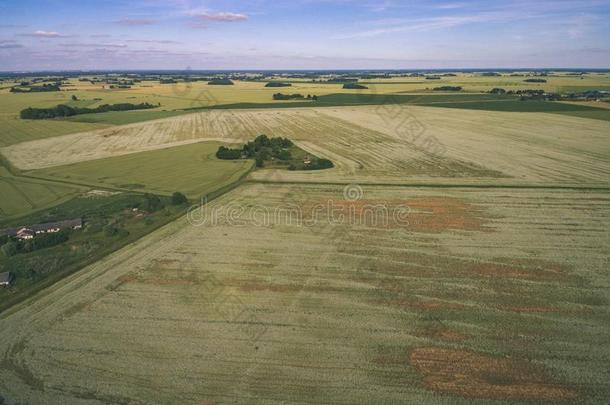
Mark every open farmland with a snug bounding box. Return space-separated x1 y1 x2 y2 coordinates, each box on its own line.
0 167 85 220
4 105 610 187
29 142 254 199
0 183 608 404
2 73 610 146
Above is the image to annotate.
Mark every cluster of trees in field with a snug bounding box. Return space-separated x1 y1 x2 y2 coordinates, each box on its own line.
265 82 292 87
10 83 61 93
343 83 368 89
524 78 547 83
216 134 333 170
273 93 318 101
20 102 157 119
217 135 293 167
208 78 234 85
433 86 462 91
425 76 442 80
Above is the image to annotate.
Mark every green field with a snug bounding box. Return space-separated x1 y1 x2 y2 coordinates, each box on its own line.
0 167 85 220
29 142 255 199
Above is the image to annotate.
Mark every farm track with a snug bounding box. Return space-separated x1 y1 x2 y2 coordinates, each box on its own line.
247 178 610 191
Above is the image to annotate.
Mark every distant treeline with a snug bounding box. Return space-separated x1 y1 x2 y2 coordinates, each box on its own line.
326 78 359 83
343 83 368 89
490 88 545 95
265 82 292 87
524 78 547 83
20 102 157 120
433 86 462 91
273 93 318 101
10 83 61 93
208 78 234 85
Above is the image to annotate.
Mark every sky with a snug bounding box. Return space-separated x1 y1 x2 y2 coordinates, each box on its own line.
0 0 609 71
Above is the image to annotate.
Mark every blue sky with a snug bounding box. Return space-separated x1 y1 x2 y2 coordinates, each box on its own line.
0 0 609 70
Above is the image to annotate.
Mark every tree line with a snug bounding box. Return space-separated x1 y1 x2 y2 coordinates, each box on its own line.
433 86 462 91
10 83 61 93
273 93 318 101
20 102 157 119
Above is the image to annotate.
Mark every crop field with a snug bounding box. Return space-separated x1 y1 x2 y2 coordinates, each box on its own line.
0 183 608 404
29 142 254 199
2 73 610 146
5 105 610 187
0 167 85 220
1 71 609 405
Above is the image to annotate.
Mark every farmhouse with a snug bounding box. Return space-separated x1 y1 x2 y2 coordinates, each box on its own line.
16 228 35 240
0 218 83 239
0 272 15 287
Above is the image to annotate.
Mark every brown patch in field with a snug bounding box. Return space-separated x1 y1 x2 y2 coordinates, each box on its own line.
410 347 577 401
405 197 491 233
301 196 492 233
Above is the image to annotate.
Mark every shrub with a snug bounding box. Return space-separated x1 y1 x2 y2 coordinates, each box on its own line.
171 192 188 205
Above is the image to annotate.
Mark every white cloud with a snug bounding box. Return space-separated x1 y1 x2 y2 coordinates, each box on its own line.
191 11 249 22
22 30 66 38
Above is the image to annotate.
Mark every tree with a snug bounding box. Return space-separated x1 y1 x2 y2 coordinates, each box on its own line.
71 95 78 101
255 156 265 168
142 193 163 212
1 241 18 257
171 192 188 205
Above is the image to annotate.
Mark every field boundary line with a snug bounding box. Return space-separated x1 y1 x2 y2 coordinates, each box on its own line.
246 178 610 192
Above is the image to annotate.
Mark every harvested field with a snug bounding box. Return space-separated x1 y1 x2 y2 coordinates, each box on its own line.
410 347 578 401
0 183 608 404
4 105 610 187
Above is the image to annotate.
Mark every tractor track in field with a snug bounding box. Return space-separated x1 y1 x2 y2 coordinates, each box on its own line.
246 178 610 192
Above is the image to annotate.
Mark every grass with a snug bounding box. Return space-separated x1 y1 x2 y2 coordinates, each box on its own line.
0 183 608 404
0 166 86 220
29 142 255 199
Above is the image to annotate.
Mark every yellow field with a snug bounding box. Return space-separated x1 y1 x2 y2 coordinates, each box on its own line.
4 105 610 187
0 183 608 404
1 73 609 147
